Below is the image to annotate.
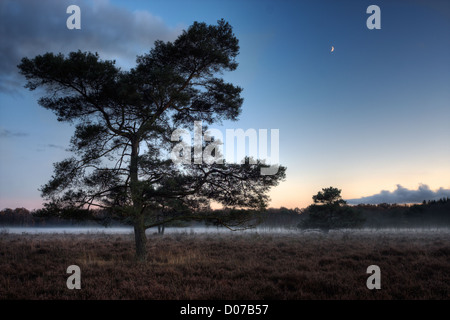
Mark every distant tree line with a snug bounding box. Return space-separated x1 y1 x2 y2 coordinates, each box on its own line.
353 198 450 228
1 196 449 229
0 208 99 227
256 191 450 230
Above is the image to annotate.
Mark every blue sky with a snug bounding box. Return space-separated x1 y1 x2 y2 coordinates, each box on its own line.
1 0 449 209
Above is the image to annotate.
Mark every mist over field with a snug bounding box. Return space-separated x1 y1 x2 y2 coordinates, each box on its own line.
2 225 450 236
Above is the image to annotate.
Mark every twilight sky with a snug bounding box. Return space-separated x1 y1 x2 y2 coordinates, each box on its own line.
1 0 449 210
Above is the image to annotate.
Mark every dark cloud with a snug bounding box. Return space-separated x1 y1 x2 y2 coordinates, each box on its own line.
347 184 450 205
47 144 65 150
0 128 29 138
0 0 182 92
35 143 66 151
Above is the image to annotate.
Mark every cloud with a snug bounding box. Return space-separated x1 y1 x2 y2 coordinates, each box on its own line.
0 128 29 138
47 144 65 150
0 0 183 92
35 144 66 151
347 184 450 205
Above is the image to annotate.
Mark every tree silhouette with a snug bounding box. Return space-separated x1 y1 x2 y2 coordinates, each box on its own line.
18 20 286 261
299 187 363 232
312 187 346 206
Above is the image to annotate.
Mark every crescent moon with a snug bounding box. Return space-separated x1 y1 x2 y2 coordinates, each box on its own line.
331 46 334 52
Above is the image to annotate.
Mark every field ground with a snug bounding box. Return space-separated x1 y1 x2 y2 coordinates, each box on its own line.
0 230 449 299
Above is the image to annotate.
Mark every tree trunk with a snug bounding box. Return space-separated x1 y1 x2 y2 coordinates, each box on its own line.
134 220 147 262
158 224 165 235
130 138 147 261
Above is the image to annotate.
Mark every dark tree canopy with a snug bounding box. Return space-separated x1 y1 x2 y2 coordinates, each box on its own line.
18 20 286 260
299 187 363 231
312 187 346 206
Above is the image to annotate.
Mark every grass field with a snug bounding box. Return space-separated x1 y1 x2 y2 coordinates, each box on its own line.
0 230 449 299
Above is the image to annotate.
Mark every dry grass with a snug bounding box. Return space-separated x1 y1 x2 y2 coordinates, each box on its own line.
0 230 449 299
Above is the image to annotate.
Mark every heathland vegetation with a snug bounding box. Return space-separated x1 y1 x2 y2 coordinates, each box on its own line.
1 231 449 299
